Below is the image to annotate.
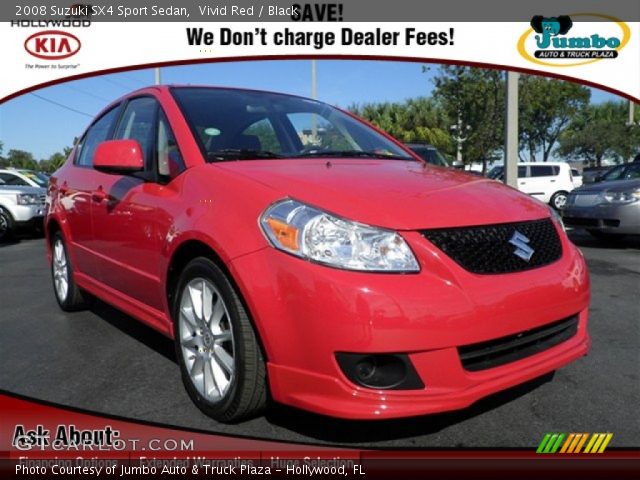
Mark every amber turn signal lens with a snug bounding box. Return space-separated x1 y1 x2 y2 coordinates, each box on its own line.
265 217 299 251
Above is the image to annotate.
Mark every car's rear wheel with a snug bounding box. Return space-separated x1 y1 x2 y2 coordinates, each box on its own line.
0 207 14 242
51 232 87 311
550 191 569 210
173 257 267 422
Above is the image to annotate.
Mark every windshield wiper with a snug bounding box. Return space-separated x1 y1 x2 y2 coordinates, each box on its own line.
206 149 283 161
294 150 412 160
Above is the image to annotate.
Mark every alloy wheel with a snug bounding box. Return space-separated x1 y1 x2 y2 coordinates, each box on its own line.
178 278 235 402
53 238 69 302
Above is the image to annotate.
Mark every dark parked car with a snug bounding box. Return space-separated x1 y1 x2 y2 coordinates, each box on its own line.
405 143 461 168
562 175 640 240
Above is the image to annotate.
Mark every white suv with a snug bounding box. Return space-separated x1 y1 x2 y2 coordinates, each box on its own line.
0 185 46 241
488 162 576 209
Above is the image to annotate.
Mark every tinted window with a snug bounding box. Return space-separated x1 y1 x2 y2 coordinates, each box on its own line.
601 164 625 181
76 107 120 167
529 165 556 177
114 97 158 169
171 88 412 161
157 110 186 179
0 173 29 186
410 147 449 167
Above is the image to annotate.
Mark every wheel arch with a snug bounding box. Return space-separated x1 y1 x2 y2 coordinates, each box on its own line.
164 239 271 362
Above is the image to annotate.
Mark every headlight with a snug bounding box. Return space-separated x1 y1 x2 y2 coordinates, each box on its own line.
602 189 640 204
549 205 565 232
260 199 420 272
17 194 40 205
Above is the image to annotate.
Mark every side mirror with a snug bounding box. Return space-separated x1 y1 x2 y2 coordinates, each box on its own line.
94 140 144 174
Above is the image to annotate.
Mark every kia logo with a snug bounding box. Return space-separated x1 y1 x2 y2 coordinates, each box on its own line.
24 30 81 60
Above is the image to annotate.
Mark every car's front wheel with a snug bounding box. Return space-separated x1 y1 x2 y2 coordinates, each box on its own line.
173 257 267 422
0 207 14 242
51 232 87 311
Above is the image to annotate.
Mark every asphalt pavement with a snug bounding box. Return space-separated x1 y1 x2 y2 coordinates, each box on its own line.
0 231 638 448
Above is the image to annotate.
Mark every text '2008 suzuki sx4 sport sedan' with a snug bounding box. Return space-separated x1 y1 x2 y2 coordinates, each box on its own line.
46 86 590 422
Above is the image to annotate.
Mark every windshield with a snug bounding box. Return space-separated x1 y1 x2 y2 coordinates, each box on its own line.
601 163 640 181
171 87 413 162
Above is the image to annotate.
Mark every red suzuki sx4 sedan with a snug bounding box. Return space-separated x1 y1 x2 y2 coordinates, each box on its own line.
46 86 590 422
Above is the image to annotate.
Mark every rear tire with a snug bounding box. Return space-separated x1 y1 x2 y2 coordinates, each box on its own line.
51 232 87 311
173 257 267 422
0 207 14 242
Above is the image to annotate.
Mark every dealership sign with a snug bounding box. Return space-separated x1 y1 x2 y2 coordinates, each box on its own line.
24 30 81 60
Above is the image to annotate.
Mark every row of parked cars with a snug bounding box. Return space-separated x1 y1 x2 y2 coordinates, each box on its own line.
0 169 49 241
406 143 639 241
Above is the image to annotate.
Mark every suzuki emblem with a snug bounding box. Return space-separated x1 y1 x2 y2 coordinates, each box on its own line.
509 231 535 262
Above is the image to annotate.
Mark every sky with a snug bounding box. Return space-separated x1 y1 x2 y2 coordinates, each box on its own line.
0 59 621 161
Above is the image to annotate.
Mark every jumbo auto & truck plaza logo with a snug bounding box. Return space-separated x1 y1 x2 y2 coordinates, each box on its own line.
518 13 630 67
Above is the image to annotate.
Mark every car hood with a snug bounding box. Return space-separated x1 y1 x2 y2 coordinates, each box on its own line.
213 159 551 230
0 185 45 195
573 178 640 193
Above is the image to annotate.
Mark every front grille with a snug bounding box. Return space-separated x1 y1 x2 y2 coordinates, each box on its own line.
39 194 46 204
421 218 562 274
459 315 579 372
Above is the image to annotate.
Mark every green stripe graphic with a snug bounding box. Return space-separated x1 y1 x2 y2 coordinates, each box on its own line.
537 433 552 453
537 433 566 454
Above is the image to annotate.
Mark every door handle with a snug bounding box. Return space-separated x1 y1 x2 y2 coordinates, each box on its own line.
550 179 556 183
92 187 108 202
59 182 69 195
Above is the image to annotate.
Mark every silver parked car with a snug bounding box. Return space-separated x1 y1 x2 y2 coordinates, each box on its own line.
0 184 47 241
562 178 640 240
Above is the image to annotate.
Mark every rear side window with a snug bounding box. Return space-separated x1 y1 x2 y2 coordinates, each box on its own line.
76 107 120 167
529 165 557 177
114 97 158 169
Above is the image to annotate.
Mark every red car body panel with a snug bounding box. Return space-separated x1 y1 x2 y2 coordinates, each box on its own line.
46 86 590 419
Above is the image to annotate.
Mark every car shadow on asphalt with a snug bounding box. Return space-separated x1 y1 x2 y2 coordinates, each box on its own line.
263 373 555 444
87 297 556 443
89 299 177 364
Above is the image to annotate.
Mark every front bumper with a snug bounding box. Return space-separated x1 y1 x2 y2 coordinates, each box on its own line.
562 202 640 235
229 226 590 419
13 204 45 229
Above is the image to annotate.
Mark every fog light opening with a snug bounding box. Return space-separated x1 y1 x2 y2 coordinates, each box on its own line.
336 353 425 390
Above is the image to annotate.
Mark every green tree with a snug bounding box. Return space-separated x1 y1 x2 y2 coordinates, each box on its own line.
349 97 452 153
557 101 640 166
432 66 505 173
6 149 37 170
519 75 590 162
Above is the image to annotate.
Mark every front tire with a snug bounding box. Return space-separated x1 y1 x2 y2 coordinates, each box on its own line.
51 232 87 311
0 207 14 242
173 257 267 422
